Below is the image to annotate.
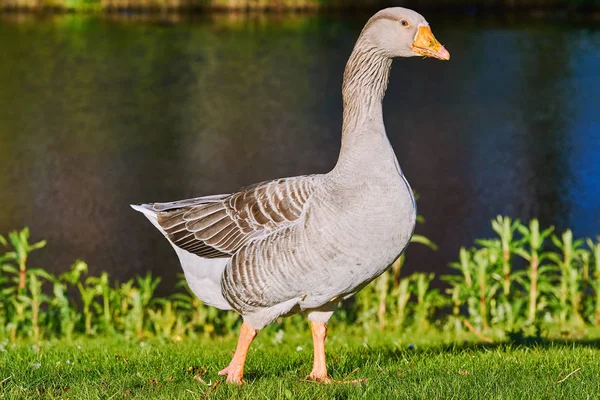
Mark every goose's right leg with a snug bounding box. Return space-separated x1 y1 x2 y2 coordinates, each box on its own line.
218 322 257 385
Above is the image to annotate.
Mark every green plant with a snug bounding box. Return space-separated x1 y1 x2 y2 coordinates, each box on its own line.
412 273 444 332
48 277 79 341
0 229 47 340
513 219 554 323
75 265 100 336
88 272 113 334
486 216 521 296
587 237 600 325
148 299 178 339
548 230 587 326
2 228 46 293
393 276 410 329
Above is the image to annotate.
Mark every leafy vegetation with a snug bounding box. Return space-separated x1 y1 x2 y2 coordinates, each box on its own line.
0 216 599 344
444 216 600 338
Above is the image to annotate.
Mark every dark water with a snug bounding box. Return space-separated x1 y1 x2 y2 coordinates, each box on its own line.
0 13 599 291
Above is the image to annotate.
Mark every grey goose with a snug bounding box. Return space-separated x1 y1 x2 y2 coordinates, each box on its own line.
133 7 449 384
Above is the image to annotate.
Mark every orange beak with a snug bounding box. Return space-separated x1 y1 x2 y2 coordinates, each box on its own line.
411 25 450 61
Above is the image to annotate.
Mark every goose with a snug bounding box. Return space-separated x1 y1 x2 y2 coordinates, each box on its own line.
132 7 449 384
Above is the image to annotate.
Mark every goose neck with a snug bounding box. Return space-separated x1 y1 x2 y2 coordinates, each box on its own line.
334 40 394 175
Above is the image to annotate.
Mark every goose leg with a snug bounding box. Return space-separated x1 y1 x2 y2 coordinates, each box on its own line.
309 321 331 382
218 322 257 385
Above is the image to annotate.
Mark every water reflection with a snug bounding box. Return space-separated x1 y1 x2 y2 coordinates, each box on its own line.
0 13 598 291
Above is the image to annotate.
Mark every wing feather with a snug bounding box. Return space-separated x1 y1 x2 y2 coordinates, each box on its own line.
153 176 317 259
183 203 224 221
185 210 229 233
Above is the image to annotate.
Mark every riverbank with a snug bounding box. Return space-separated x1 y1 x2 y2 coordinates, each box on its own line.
1 0 599 14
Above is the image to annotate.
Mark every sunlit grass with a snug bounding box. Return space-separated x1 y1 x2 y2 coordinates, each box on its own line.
1 331 599 399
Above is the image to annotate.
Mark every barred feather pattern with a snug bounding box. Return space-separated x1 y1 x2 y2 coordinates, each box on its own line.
155 176 318 259
341 45 391 134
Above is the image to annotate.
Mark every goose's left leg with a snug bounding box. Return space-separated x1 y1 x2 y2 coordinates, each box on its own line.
306 307 335 383
218 322 257 385
309 321 330 382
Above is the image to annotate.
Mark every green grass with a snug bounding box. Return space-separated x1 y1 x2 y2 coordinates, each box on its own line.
2 329 600 399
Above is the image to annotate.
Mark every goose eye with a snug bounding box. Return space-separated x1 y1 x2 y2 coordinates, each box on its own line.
400 19 410 27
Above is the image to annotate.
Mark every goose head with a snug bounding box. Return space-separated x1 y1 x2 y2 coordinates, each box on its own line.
360 7 450 60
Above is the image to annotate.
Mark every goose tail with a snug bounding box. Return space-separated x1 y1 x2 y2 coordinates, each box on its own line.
130 204 164 233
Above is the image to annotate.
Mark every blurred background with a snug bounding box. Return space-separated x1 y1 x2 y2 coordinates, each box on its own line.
0 1 599 293
1 0 600 12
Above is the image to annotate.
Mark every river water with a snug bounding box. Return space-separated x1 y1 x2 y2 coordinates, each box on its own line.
0 12 598 290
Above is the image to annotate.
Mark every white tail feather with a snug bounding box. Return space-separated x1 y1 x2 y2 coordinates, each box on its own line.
131 204 165 234
131 203 233 311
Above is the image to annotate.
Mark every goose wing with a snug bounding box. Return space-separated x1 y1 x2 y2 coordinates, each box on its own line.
152 176 318 258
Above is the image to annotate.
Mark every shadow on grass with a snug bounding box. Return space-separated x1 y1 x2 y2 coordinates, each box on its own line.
360 335 600 360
